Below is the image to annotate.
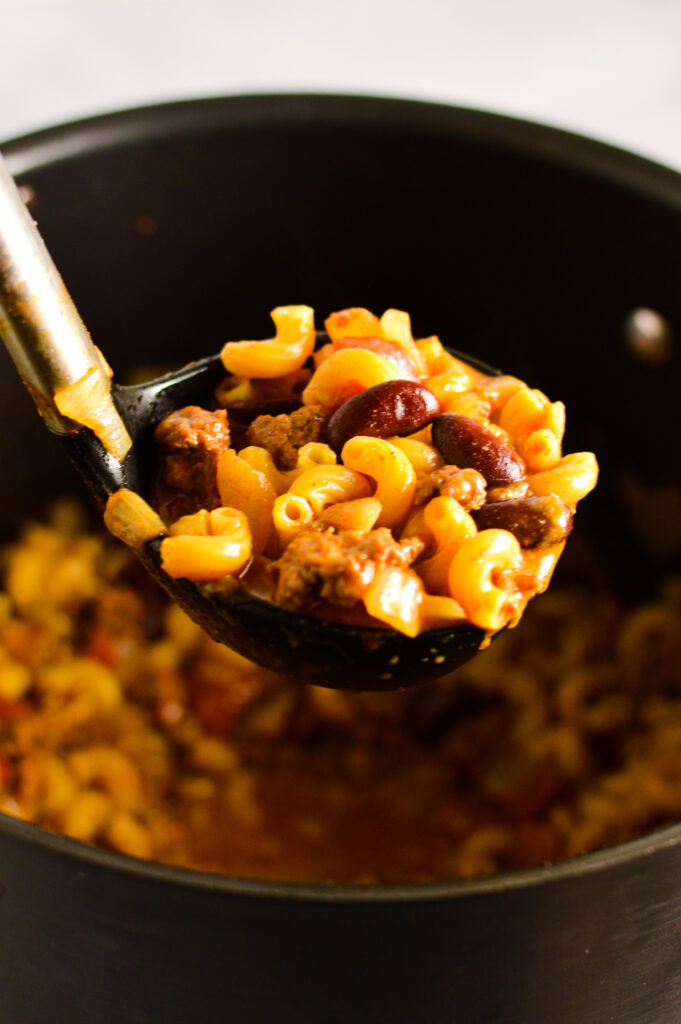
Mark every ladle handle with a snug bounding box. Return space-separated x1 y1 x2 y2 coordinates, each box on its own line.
0 150 129 452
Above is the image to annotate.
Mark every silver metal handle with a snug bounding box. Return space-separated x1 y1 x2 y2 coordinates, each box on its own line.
0 150 129 454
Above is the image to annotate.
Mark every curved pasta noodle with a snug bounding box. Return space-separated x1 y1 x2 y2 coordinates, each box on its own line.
238 443 339 499
287 465 371 513
313 342 334 368
61 790 115 843
68 746 143 811
415 335 446 372
215 377 253 407
363 565 424 637
522 428 562 472
419 340 483 405
556 666 631 733
161 508 252 581
324 307 382 342
427 366 478 406
341 437 416 529
528 452 599 507
417 496 477 594
302 348 401 410
294 442 337 473
438 390 491 419
476 375 526 417
324 306 427 379
421 341 482 386
522 543 566 596
317 497 382 533
400 505 430 547
220 305 315 378
424 495 477 551
216 449 276 555
104 490 166 551
237 446 290 494
419 593 467 630
378 308 428 375
37 657 121 712
378 308 411 345
389 437 443 476
272 494 315 547
403 425 433 445
167 509 211 536
448 528 523 631
498 386 565 455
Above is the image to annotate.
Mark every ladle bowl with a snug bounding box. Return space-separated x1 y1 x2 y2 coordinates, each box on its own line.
70 346 490 689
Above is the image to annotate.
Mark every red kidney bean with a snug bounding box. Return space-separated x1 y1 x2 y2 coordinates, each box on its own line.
332 336 419 380
327 380 440 452
431 413 525 487
473 495 573 547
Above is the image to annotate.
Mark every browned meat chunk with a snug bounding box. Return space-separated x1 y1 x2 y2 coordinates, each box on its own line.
415 466 487 509
473 495 573 548
271 528 424 610
246 404 326 470
154 406 230 520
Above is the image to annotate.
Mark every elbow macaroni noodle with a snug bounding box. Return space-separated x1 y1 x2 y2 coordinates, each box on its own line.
448 529 524 632
340 437 416 529
288 465 372 514
418 496 478 595
161 508 252 581
4 502 680 880
301 347 402 409
106 304 598 640
220 305 316 378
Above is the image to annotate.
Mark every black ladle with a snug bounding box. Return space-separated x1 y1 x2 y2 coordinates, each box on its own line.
0 152 488 690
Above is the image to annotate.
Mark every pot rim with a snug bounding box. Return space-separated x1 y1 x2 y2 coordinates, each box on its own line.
5 91 681 211
3 91 681 904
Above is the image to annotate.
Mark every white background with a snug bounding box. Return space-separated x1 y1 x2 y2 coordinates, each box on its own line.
2 0 681 170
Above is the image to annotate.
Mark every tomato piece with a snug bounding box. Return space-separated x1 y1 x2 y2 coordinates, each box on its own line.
85 627 118 668
0 754 14 787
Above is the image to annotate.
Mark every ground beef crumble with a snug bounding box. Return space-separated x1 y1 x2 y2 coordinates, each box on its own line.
415 466 487 509
246 404 327 470
271 527 425 610
154 406 230 520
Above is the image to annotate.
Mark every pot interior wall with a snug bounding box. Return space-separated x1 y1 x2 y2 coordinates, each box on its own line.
1 105 680 594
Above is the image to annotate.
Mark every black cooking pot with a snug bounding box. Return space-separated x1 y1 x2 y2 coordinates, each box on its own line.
1 95 680 1024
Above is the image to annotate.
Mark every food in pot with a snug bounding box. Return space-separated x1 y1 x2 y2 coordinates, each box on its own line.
109 305 597 639
2 502 680 884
